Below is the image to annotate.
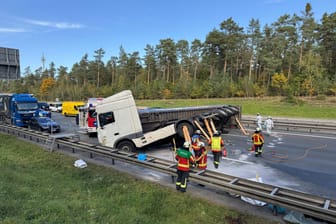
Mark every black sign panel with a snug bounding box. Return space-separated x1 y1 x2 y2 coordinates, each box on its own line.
0 47 20 80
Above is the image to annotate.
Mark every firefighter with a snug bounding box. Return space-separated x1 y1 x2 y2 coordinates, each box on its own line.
196 141 208 170
191 130 201 160
252 127 265 157
191 129 202 144
175 141 195 192
208 131 224 169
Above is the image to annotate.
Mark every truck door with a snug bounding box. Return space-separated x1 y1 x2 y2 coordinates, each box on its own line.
97 111 118 147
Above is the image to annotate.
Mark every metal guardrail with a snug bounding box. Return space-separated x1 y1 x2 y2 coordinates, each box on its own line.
241 118 336 134
1 124 336 223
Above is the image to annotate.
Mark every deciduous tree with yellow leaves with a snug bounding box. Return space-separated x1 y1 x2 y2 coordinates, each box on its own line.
40 77 56 100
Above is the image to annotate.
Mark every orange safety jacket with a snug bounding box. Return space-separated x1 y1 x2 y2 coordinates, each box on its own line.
176 150 195 172
192 142 201 152
252 133 264 146
196 148 207 169
209 136 224 152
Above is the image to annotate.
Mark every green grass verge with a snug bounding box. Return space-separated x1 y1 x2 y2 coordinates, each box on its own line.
0 134 278 224
136 96 336 119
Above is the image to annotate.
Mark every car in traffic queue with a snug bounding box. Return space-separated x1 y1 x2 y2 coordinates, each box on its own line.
36 108 51 118
49 102 62 113
28 116 61 133
38 102 50 111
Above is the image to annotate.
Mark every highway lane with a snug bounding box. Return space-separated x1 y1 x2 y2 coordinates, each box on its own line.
52 112 336 200
220 129 336 200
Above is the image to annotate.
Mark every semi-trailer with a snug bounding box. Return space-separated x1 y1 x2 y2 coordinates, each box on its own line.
95 90 240 152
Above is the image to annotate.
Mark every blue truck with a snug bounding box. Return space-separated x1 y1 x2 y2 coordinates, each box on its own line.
0 93 39 127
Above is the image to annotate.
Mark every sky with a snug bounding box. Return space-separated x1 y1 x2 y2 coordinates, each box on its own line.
0 0 335 75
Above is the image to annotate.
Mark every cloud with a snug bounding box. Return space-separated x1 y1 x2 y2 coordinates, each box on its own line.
24 18 84 29
0 27 27 33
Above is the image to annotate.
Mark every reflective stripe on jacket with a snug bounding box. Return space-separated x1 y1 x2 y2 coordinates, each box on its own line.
176 150 195 171
252 133 264 145
197 149 207 169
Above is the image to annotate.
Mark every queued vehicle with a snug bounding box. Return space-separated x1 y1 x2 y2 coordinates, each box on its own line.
62 101 85 116
28 116 61 133
49 102 62 112
0 93 39 127
37 102 52 118
38 102 50 111
35 109 51 118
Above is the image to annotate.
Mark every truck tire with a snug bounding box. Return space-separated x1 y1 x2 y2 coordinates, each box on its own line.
117 140 136 152
176 121 194 139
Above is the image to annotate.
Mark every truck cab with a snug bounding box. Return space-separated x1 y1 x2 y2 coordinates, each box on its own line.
0 93 39 127
96 90 176 152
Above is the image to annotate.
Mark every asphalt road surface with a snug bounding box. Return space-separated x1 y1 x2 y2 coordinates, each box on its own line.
51 112 336 200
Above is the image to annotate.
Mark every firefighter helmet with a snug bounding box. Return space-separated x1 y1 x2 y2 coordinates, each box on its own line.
183 141 191 148
197 141 205 147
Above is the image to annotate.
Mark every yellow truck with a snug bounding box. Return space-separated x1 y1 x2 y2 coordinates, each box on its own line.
62 101 85 116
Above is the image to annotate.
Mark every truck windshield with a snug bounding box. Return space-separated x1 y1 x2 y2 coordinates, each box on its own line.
16 102 38 110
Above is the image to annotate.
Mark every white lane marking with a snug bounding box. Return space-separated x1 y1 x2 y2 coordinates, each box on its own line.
221 157 254 165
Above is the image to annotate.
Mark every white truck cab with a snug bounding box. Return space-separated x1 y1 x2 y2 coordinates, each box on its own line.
95 90 176 152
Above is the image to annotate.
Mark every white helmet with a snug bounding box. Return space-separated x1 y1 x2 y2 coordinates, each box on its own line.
195 130 201 134
183 141 191 148
197 141 205 147
256 127 261 132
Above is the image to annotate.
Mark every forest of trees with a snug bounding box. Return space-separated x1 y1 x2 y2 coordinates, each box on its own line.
1 3 336 101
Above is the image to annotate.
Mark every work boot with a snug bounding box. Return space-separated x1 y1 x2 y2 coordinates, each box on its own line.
180 188 186 193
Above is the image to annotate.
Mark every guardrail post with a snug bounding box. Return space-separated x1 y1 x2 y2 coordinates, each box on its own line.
171 175 175 183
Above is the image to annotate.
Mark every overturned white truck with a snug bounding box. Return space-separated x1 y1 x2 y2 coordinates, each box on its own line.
95 90 240 152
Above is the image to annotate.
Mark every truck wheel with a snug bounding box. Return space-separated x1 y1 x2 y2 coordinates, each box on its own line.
176 121 194 139
117 141 136 152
